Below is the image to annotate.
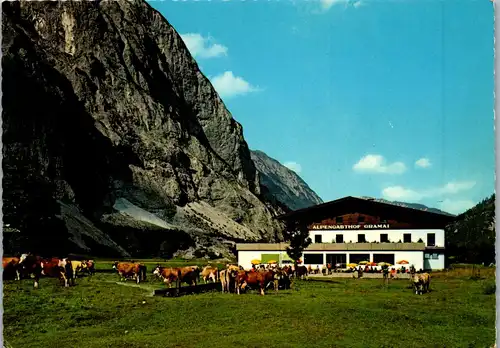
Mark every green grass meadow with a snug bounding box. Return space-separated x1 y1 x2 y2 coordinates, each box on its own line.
3 261 496 348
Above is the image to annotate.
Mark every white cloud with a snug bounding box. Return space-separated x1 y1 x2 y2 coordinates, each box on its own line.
353 0 364 8
320 0 363 10
353 154 406 174
440 181 476 194
438 199 476 215
210 71 260 99
381 180 477 203
415 158 431 168
381 186 423 201
284 161 302 174
180 33 228 59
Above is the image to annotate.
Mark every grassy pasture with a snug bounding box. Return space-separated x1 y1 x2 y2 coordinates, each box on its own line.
3 261 496 348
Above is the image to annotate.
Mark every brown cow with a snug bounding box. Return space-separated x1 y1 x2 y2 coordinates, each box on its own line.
412 272 431 295
176 266 200 287
235 269 278 296
153 266 180 288
153 265 200 288
295 265 308 280
75 260 95 278
113 262 147 284
219 269 228 293
201 266 218 283
41 257 74 287
220 266 239 293
3 257 21 281
19 253 43 288
19 254 73 288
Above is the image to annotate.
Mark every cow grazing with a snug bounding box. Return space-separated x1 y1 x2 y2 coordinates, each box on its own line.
412 273 431 295
275 268 291 290
235 269 278 296
176 266 200 288
201 266 218 283
71 261 89 279
220 267 239 293
153 265 200 288
295 265 308 280
86 260 96 276
219 269 228 293
19 254 42 288
41 258 73 287
153 266 180 288
3 257 21 281
19 255 73 288
113 262 147 284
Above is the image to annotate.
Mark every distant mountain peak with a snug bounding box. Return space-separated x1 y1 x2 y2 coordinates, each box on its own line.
250 150 323 211
357 197 454 216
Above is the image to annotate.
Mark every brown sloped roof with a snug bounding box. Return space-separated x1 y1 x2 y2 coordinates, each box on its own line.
275 196 456 228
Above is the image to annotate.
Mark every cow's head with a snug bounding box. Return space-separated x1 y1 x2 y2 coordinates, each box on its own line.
19 254 29 264
153 266 162 276
112 262 119 270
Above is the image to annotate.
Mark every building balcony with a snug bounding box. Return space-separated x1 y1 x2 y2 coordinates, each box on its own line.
236 242 429 252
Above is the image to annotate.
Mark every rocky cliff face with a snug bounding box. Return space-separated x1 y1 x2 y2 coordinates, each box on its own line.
2 0 284 259
251 150 323 211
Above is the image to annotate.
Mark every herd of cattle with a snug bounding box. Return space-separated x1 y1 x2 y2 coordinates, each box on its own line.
2 254 431 295
2 254 95 288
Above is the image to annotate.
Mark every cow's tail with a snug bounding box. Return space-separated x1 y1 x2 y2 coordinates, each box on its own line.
141 265 147 282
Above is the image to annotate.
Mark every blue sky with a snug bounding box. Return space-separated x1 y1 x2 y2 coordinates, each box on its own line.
149 0 494 215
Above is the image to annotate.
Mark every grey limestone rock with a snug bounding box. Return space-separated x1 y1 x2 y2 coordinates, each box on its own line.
2 0 284 257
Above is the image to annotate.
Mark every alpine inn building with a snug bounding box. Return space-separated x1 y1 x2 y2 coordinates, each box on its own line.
236 196 456 271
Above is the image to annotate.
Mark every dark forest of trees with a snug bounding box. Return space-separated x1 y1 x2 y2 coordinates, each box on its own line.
445 194 496 265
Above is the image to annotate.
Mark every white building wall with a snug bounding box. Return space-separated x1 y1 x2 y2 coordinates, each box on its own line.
301 250 424 270
238 250 263 269
237 251 292 269
309 229 445 247
237 249 442 271
424 253 446 270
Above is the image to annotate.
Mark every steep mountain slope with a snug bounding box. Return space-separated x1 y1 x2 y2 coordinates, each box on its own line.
2 0 284 258
445 194 495 265
251 150 323 211
359 197 454 216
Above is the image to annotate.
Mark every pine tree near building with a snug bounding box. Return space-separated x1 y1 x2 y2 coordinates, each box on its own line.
283 220 312 277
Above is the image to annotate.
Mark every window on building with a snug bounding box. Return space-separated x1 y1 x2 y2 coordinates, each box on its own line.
314 234 322 243
336 216 343 224
373 254 395 264
358 215 365 223
326 253 346 265
403 233 411 243
358 234 366 243
427 233 436 246
350 254 370 264
424 253 431 259
380 234 389 243
431 253 439 260
336 234 344 243
303 253 324 265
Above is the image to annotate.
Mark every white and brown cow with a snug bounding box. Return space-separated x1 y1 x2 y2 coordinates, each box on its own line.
113 262 147 284
201 266 219 283
412 272 431 295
